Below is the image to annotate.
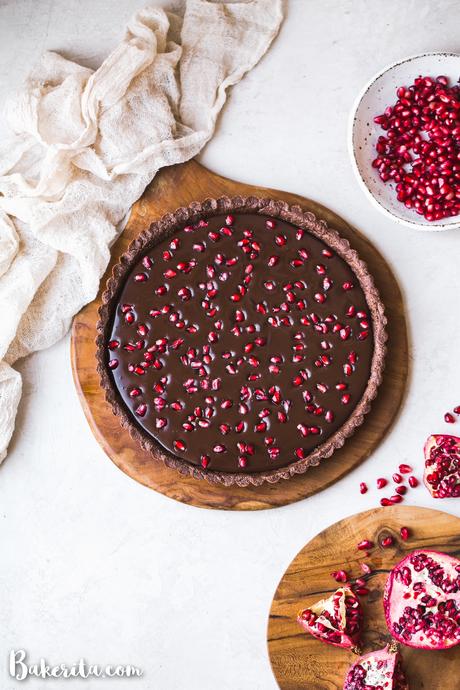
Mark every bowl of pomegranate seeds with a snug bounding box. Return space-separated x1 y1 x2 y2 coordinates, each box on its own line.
349 52 460 230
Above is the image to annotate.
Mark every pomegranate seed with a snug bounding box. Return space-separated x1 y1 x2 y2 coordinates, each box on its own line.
454 405 460 414
381 536 394 548
357 539 374 551
373 75 460 222
380 497 392 507
392 472 402 484
359 482 368 494
331 570 348 583
376 477 387 489
444 412 455 423
400 526 410 540
173 439 186 452
408 475 419 488
399 463 412 474
360 563 372 575
395 485 407 495
108 359 119 369
390 494 403 504
354 587 369 596
265 219 276 229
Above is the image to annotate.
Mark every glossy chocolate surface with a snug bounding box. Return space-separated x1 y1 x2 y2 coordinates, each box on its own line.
106 213 374 473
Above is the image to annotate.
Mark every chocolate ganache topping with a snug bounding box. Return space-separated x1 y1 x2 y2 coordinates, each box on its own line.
98 199 386 485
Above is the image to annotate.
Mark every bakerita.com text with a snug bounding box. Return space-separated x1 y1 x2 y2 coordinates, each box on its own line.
9 650 143 680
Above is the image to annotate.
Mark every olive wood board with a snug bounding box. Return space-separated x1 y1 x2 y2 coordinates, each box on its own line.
70 159 408 510
267 505 460 689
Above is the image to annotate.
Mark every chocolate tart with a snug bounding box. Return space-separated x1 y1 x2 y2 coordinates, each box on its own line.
96 197 387 487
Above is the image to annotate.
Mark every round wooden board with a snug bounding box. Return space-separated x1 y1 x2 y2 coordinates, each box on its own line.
70 160 408 510
267 505 460 689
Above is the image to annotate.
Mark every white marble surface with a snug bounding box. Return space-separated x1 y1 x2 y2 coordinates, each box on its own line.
1 1 460 688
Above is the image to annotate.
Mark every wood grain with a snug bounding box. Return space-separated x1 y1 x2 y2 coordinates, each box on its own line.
70 159 408 510
267 506 460 690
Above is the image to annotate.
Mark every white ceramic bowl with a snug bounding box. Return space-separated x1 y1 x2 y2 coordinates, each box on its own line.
349 52 460 231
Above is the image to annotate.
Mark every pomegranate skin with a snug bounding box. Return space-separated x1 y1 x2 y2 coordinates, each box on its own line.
384 549 460 650
423 434 460 498
297 586 363 651
343 643 409 690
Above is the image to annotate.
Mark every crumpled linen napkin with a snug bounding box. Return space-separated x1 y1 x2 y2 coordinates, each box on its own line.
0 0 283 463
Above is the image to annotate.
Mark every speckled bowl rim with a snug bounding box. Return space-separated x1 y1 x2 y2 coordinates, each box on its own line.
96 196 387 487
348 51 460 232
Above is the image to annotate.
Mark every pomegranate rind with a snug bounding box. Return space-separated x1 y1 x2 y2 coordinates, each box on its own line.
297 586 362 650
423 434 460 498
343 644 408 690
384 549 460 650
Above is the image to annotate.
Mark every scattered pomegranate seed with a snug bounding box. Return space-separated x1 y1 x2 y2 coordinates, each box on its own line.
392 472 402 484
376 477 388 489
400 527 410 541
108 359 119 369
360 563 372 575
381 536 394 548
398 464 412 474
173 439 186 452
380 497 392 507
354 587 369 596
408 476 419 488
390 494 403 504
331 570 348 583
445 412 455 423
454 405 460 414
359 482 368 494
395 485 407 496
357 539 374 551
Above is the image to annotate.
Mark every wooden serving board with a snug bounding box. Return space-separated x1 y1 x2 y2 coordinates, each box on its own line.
70 160 407 510
267 505 460 690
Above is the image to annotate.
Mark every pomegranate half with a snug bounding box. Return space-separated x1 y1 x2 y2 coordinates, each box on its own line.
384 549 460 650
297 586 362 651
424 434 460 498
343 643 409 690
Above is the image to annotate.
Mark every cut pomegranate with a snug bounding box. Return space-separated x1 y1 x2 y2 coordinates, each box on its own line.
297 586 362 652
372 75 460 222
343 643 408 690
384 549 460 650
423 434 460 498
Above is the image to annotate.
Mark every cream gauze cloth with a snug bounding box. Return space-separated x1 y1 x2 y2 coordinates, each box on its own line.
0 0 283 463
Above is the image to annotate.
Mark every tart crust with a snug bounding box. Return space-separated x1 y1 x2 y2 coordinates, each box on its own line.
96 197 387 487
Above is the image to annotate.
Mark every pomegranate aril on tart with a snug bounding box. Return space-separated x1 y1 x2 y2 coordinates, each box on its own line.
343 643 409 690
105 211 377 476
423 434 460 498
297 586 363 652
384 549 460 650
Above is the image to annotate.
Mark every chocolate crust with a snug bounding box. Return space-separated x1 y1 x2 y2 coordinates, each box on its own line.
96 197 387 487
